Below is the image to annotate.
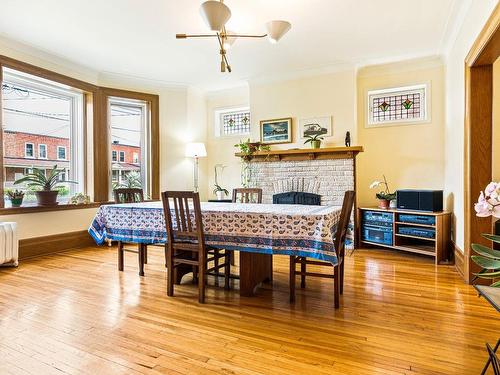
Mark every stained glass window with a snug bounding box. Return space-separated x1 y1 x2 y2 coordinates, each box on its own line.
220 109 251 136
367 85 427 127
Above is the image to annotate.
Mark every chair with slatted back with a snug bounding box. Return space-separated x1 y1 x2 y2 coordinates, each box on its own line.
232 188 263 203
114 188 148 276
289 190 355 309
162 191 230 303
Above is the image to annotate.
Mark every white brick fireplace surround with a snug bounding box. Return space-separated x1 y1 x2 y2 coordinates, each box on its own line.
248 158 355 206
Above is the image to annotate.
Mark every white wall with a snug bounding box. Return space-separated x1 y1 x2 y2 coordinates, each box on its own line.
444 0 498 251
206 86 250 199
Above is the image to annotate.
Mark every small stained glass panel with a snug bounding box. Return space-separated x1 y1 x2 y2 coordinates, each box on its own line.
221 110 251 136
368 85 427 127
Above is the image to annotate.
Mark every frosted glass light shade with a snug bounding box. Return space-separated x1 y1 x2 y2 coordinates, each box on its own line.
200 1 231 32
266 20 291 43
186 142 207 158
223 30 237 50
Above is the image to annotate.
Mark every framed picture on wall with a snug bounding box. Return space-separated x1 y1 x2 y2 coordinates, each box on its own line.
260 118 292 144
299 116 332 138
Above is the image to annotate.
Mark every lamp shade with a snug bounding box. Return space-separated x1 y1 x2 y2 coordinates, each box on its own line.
186 142 207 158
200 1 231 32
266 20 291 43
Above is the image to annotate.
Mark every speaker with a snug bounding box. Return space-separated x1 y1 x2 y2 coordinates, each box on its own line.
396 190 443 212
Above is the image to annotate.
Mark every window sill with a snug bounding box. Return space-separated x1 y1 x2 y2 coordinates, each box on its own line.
0 201 108 215
0 199 160 215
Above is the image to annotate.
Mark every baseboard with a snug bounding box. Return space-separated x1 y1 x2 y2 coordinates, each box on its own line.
452 241 465 280
19 230 96 260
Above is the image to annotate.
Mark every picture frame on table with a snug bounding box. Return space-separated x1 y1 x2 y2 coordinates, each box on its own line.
299 116 332 138
260 117 292 144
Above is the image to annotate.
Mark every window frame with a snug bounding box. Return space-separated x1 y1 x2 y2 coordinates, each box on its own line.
38 144 47 159
111 150 117 162
366 83 430 128
118 150 125 163
214 106 251 138
24 142 34 158
0 55 160 211
57 146 67 161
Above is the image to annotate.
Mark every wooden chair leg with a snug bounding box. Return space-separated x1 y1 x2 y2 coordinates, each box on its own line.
166 245 174 296
213 250 219 287
118 241 124 271
144 245 148 264
230 250 236 266
300 257 306 288
224 251 230 290
138 244 145 277
334 266 340 309
339 261 344 295
199 252 206 304
289 256 296 303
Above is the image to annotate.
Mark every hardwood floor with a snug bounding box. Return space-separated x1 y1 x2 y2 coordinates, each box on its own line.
0 246 498 375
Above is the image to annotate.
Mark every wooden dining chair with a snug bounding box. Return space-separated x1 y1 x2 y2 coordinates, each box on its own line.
114 188 148 276
162 191 230 303
289 190 355 308
232 188 263 203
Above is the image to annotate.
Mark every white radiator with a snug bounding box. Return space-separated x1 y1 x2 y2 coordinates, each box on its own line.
0 222 18 267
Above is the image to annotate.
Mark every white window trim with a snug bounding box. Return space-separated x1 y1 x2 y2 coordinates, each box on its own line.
366 83 430 128
25 142 34 158
111 150 117 162
133 152 139 164
57 146 67 160
4 68 84 195
119 151 125 162
214 106 251 138
38 144 47 159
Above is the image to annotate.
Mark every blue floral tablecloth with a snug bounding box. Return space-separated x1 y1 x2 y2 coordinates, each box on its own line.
89 201 342 265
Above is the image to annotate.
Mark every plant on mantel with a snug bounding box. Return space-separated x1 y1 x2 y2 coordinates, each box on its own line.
234 139 270 187
472 181 500 287
304 134 324 149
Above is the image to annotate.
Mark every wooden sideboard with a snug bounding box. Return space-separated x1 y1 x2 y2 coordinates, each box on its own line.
357 207 452 265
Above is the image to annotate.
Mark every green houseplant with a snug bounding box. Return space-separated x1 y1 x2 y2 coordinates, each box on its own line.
213 164 229 200
369 175 396 209
14 165 75 206
234 139 270 187
472 182 500 286
7 189 24 207
304 134 324 149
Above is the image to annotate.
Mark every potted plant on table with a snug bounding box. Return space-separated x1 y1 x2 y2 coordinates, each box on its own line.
472 182 500 286
304 134 324 149
369 175 396 209
14 165 75 206
7 189 24 207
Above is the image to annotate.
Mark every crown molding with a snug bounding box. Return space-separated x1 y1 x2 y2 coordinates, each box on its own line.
357 55 444 78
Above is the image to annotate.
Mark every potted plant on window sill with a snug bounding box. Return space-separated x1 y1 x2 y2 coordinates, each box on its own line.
304 134 324 149
14 165 75 206
7 189 24 207
369 175 396 209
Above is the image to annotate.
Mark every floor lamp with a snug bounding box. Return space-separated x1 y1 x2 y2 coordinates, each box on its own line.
186 142 207 193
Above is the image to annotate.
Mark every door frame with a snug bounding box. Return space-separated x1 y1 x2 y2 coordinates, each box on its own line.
463 3 500 283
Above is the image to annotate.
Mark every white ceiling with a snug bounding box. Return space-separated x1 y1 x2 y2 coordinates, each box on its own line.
0 0 461 91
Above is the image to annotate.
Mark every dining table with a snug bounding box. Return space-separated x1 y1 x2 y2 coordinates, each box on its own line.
89 201 342 296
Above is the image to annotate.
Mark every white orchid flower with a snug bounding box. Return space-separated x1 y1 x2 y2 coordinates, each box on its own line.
369 181 381 189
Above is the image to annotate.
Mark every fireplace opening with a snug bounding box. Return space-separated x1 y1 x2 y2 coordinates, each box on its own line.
273 192 321 206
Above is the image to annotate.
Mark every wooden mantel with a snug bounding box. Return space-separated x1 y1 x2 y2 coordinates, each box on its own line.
235 146 363 162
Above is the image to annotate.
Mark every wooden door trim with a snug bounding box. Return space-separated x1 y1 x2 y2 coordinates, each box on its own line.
463 3 500 283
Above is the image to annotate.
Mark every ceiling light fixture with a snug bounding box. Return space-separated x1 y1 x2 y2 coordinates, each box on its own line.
176 0 291 73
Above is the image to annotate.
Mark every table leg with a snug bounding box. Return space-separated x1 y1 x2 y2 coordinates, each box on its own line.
239 252 273 297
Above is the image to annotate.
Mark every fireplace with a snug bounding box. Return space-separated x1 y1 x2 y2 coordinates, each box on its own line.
273 191 321 205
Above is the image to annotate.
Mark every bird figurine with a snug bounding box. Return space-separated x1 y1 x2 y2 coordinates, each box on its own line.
345 131 351 147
